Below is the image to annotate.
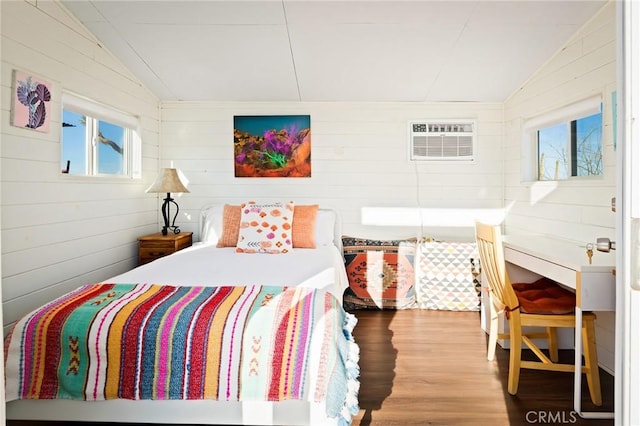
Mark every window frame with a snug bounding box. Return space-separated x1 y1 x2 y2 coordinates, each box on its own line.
61 92 142 179
522 95 603 182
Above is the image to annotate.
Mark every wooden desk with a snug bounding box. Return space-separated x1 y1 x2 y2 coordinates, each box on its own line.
502 235 615 419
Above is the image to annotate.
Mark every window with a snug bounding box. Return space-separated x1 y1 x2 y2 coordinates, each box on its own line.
525 97 603 181
61 93 141 178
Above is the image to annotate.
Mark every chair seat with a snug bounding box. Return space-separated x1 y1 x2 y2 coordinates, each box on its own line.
512 278 576 315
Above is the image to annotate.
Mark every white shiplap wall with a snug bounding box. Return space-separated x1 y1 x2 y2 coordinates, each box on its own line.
159 101 504 242
0 0 618 378
503 2 617 372
1 1 160 328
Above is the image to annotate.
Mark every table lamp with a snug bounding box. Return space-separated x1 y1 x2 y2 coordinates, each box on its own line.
146 168 190 235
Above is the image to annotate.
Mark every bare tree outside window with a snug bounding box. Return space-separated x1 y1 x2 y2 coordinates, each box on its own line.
574 113 603 177
537 111 602 181
538 123 568 180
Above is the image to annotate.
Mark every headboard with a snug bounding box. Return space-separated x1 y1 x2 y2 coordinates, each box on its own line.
198 203 343 251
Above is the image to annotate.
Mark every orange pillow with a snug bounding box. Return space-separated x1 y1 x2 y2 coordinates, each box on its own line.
292 204 319 248
216 204 241 247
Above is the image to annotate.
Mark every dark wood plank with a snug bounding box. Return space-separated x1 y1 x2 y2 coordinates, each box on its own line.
7 309 614 425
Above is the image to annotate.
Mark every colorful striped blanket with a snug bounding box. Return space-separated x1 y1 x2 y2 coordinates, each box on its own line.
5 283 360 424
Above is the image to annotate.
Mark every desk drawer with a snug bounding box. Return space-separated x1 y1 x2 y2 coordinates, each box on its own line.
580 271 616 311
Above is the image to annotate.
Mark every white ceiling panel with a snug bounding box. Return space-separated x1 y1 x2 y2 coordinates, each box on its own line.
290 22 462 101
86 1 286 25
282 1 476 24
61 0 609 103
116 24 298 100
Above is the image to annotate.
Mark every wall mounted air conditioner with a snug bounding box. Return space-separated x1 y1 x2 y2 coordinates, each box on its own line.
409 120 476 161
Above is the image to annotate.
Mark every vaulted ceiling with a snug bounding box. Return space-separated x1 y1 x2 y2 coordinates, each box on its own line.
62 0 608 103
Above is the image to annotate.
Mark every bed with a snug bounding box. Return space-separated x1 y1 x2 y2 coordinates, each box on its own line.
5 202 359 425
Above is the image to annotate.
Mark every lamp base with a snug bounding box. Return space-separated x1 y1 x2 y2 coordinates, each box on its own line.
161 193 182 236
161 226 181 236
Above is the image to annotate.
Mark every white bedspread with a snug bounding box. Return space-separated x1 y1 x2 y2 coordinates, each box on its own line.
107 243 349 302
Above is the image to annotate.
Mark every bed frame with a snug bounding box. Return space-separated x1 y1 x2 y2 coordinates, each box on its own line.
7 399 335 425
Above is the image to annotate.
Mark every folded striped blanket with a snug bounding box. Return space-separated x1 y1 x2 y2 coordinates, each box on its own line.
5 284 360 424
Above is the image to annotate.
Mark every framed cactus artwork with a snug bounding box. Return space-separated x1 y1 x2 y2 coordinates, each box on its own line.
11 70 52 133
234 115 311 177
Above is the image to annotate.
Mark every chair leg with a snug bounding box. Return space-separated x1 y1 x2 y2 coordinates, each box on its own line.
507 315 522 395
487 298 499 361
582 317 602 406
547 327 559 362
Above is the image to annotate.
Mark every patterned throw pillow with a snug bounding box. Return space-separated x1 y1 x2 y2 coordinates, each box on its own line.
415 241 481 311
236 201 294 254
342 236 417 310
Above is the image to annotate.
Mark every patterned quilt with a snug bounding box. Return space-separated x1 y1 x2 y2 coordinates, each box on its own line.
4 283 360 424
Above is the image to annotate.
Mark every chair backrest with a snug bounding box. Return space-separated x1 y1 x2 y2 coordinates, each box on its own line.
474 222 519 314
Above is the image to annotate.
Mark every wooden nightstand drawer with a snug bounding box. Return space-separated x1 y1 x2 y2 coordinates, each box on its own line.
138 232 192 265
141 239 178 249
139 246 175 258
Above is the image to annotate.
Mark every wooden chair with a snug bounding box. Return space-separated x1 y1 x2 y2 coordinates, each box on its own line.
474 222 602 405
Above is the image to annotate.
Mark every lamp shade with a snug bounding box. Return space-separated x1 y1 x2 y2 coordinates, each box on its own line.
146 168 190 194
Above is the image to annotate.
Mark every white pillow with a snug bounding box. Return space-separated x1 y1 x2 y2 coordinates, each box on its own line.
315 209 336 246
199 204 224 244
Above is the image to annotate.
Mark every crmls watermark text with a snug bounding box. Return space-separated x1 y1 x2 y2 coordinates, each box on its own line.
526 411 578 424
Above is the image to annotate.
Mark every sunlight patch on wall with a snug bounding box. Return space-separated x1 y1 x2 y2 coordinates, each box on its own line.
361 206 509 227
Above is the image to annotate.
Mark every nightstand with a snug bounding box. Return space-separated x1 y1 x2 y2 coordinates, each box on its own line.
137 232 193 265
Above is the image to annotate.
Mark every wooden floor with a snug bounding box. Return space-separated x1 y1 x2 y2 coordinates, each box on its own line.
8 309 614 426
350 309 614 426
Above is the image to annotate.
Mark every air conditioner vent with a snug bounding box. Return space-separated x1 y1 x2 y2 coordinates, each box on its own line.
409 120 476 161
